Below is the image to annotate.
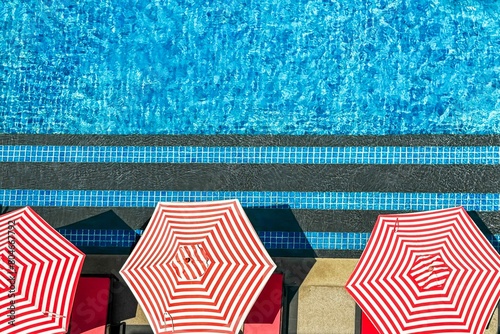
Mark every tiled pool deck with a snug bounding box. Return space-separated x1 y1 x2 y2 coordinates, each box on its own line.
3 134 500 332
2 190 500 211
3 135 500 256
2 145 500 164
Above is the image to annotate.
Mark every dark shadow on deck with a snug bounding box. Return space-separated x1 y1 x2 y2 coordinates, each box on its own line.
57 210 138 255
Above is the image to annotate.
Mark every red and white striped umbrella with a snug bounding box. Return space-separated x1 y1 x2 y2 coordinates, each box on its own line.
0 206 86 333
120 199 276 333
345 206 500 334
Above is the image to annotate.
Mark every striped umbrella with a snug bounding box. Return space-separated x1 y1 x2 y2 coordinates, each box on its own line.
120 199 276 333
345 206 500 334
0 206 86 333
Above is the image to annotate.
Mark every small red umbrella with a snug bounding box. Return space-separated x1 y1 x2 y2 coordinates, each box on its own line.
0 207 86 333
120 199 276 333
345 206 500 334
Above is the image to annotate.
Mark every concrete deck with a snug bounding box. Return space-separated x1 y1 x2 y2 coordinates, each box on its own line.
81 255 498 334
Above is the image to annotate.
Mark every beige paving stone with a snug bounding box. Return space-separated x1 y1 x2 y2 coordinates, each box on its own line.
485 307 498 334
297 259 358 334
300 258 358 287
297 285 356 334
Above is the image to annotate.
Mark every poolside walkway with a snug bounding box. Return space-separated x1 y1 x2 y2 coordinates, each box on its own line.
81 255 499 334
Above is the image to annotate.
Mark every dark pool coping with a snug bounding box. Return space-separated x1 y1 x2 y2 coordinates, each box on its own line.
2 133 500 146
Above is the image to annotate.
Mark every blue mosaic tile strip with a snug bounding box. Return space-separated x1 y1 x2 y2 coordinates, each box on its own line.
3 189 500 211
58 229 499 251
1 145 500 165
59 229 138 247
488 235 500 252
259 231 372 250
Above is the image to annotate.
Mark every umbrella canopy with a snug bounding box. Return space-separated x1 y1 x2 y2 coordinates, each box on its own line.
345 206 500 334
0 206 86 333
120 199 277 333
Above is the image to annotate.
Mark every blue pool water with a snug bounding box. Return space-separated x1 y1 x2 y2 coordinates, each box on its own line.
1 0 500 135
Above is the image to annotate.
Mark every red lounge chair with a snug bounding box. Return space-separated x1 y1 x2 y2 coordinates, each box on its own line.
69 275 115 334
243 273 284 334
361 312 379 334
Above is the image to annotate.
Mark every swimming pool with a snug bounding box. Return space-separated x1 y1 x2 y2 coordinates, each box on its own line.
1 0 500 135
